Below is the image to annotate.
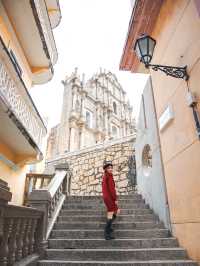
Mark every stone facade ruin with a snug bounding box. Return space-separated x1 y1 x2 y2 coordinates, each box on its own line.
46 68 135 160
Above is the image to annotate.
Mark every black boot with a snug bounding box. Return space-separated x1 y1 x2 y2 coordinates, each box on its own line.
112 213 117 222
104 219 115 240
110 213 117 233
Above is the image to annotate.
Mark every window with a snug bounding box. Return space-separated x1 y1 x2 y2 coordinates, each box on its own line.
113 87 115 95
10 50 22 76
99 115 104 128
112 125 118 137
75 99 80 112
142 144 152 176
86 110 93 128
113 102 117 114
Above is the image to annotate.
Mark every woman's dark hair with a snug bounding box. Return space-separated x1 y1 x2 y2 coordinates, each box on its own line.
103 160 113 170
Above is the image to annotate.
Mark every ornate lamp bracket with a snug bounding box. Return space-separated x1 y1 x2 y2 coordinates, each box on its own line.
147 64 189 81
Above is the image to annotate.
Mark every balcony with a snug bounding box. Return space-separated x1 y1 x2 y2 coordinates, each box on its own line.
2 0 59 85
45 0 62 29
0 40 47 164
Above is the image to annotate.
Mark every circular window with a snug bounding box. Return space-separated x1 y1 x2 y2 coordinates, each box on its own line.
142 144 152 176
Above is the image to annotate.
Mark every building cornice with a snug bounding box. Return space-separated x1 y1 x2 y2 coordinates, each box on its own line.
119 0 163 72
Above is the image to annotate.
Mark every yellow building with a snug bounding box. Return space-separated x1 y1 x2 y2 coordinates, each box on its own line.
0 0 61 205
120 0 200 263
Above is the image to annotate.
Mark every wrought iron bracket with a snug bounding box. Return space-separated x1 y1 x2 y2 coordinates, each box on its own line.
146 64 189 81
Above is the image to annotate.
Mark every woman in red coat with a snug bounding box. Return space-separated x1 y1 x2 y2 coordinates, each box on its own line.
102 161 120 240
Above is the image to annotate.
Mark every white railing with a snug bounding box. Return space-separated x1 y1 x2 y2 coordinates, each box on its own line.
0 61 46 150
34 0 58 65
28 165 71 239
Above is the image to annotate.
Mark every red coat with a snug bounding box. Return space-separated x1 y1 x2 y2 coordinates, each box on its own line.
102 172 118 212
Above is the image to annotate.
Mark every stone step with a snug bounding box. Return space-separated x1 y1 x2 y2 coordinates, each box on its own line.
65 195 142 200
45 248 187 261
51 229 170 239
38 260 198 266
58 214 158 223
63 203 146 209
60 208 153 216
40 193 197 266
48 237 178 249
54 221 164 230
64 199 145 204
62 203 148 210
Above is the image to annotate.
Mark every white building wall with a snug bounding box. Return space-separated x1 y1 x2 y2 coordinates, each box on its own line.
136 77 171 229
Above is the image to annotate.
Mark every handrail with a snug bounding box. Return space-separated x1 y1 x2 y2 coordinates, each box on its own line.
47 170 67 197
3 204 43 218
28 164 71 239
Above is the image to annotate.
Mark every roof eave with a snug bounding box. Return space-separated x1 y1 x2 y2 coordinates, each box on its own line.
119 0 164 72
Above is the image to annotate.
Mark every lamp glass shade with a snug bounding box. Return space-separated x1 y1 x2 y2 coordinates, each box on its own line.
134 34 156 66
134 41 142 60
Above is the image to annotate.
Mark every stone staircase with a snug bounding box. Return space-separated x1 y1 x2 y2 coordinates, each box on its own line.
38 194 197 265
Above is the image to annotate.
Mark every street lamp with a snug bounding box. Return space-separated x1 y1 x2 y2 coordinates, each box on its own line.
134 34 189 80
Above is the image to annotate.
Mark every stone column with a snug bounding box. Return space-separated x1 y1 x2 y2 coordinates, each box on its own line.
79 126 85 149
72 92 76 111
101 106 107 141
107 110 112 139
69 120 77 151
103 107 107 131
102 85 105 104
96 101 101 130
0 179 12 256
95 79 98 100
72 85 78 111
80 93 86 117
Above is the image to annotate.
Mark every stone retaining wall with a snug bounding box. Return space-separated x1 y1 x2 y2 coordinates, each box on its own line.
46 135 136 195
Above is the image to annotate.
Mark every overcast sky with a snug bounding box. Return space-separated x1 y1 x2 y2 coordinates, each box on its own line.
30 0 148 129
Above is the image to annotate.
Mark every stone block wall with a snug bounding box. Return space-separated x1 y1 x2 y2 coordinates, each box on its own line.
46 135 136 195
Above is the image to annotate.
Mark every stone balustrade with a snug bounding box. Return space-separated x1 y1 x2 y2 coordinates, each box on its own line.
24 173 54 205
0 164 70 265
0 60 46 151
0 179 44 266
28 164 71 239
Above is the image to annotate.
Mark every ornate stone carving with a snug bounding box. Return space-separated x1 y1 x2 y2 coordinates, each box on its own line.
0 61 45 149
